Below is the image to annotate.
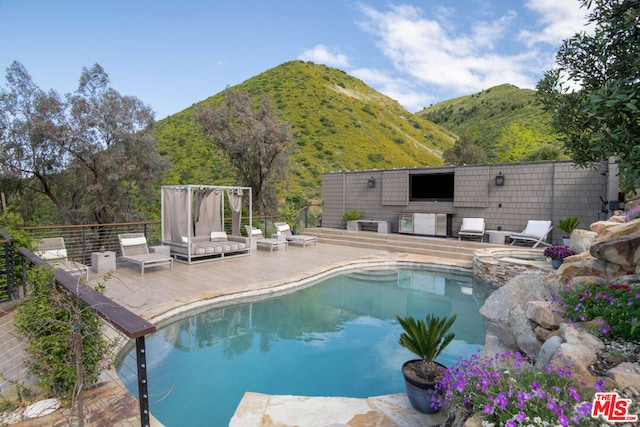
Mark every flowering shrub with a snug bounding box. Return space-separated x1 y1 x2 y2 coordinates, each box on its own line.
436 350 600 426
552 279 640 341
625 205 640 222
543 245 575 260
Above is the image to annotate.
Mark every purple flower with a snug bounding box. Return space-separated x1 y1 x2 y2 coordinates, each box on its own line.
625 205 640 222
516 411 527 422
544 245 575 260
531 381 540 391
484 405 494 415
577 401 592 417
594 379 604 391
558 414 569 426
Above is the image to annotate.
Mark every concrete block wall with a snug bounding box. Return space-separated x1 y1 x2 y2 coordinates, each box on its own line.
322 160 615 245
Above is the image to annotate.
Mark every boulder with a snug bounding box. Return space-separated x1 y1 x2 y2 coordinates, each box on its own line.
525 300 562 329
481 331 511 359
534 325 553 341
559 323 605 351
606 362 640 392
594 218 640 242
570 229 597 254
590 231 640 269
550 342 598 387
554 254 622 283
535 335 562 369
480 272 551 356
591 220 621 234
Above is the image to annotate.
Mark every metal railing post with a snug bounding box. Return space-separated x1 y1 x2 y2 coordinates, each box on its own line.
136 336 151 427
3 239 17 301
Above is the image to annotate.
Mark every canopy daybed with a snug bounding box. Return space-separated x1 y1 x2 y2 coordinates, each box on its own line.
161 185 252 264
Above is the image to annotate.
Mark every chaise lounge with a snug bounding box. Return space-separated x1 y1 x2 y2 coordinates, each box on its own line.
35 237 90 281
274 222 317 247
245 225 288 252
458 218 485 242
510 220 553 248
119 233 174 275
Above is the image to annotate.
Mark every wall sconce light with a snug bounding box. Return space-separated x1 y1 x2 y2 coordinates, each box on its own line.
495 172 505 186
367 177 376 188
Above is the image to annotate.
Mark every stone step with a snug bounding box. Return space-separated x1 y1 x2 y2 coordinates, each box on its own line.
299 227 504 265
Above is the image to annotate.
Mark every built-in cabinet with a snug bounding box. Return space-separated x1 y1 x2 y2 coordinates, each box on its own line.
398 212 454 237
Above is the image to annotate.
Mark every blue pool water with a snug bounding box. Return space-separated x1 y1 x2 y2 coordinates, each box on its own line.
117 267 492 426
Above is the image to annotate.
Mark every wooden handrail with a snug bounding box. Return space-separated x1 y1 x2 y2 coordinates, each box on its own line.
18 247 156 339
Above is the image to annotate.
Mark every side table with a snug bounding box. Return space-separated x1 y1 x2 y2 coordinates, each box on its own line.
485 230 513 244
91 251 116 273
150 245 171 256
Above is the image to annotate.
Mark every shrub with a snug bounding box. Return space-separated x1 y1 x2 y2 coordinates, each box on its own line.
14 267 116 398
551 279 640 341
342 209 364 221
436 350 601 426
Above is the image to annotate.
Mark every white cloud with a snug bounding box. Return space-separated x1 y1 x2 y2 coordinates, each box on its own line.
298 44 350 68
519 0 590 47
358 4 532 95
352 2 591 111
351 67 435 111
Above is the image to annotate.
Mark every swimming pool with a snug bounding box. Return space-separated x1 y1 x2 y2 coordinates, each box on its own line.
117 266 492 426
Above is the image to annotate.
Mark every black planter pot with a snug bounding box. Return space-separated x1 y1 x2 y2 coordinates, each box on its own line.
402 359 446 414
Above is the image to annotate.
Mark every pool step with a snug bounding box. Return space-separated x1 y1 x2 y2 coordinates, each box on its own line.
299 227 504 266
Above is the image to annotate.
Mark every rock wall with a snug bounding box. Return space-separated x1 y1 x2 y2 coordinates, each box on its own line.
478 211 640 402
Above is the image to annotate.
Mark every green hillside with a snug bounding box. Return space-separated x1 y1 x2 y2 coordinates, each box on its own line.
417 84 565 163
155 60 456 201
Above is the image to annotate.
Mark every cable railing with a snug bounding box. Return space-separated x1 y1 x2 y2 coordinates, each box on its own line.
9 247 157 426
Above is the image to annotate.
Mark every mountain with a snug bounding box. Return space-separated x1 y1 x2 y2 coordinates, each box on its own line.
155 61 456 201
417 84 565 163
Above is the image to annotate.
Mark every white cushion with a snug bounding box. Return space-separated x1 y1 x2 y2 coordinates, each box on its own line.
522 221 551 237
37 249 67 260
210 231 228 241
121 237 147 247
460 218 484 233
276 224 290 232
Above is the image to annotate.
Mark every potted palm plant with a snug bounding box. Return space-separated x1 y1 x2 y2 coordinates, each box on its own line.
557 216 580 245
396 313 457 414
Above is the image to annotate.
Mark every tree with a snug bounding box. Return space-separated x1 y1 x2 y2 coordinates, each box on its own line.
442 133 486 165
0 61 168 224
537 0 640 192
194 88 293 214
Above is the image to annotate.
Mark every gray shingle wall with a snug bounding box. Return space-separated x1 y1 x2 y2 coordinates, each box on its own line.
322 160 614 244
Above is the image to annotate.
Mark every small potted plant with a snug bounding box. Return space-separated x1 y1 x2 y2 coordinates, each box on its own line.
396 313 457 414
557 216 580 245
543 244 575 269
342 209 364 231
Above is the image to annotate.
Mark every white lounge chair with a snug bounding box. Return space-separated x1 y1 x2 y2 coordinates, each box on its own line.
245 225 287 252
458 218 485 242
510 220 553 248
119 233 173 275
273 222 318 247
35 237 90 281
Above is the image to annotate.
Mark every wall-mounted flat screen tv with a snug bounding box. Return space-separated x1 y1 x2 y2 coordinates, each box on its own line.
409 173 454 201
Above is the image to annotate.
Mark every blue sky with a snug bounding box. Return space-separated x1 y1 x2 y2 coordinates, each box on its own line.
0 0 590 119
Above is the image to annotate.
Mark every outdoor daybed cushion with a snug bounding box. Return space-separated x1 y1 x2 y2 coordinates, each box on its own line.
167 232 249 256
